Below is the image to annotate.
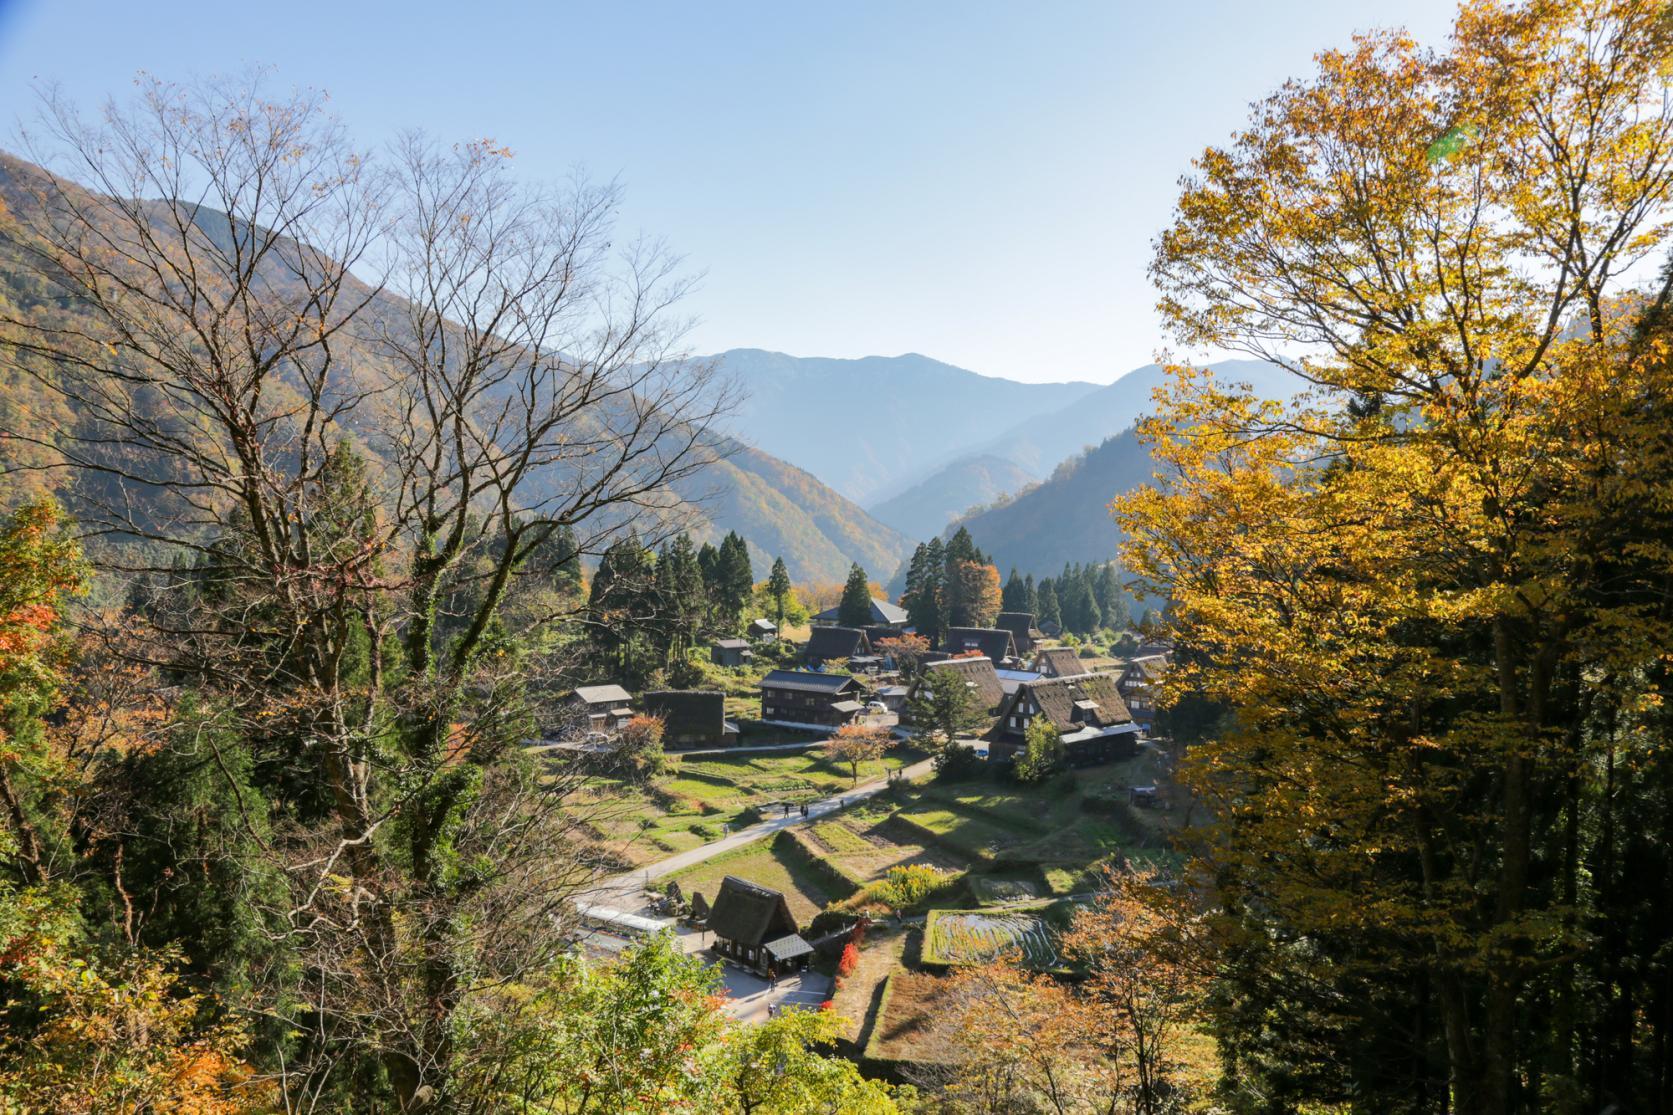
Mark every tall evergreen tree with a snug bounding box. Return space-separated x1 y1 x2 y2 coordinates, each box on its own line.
1001 568 1030 613
838 563 873 627
1094 564 1129 631
944 526 982 566
1060 574 1101 635
766 557 793 630
1036 579 1061 627
905 538 947 644
711 532 754 634
1024 573 1038 617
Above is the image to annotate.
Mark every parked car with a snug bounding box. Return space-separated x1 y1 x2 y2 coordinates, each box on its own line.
864 700 887 713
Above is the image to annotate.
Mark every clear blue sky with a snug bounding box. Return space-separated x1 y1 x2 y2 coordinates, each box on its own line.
0 0 1460 384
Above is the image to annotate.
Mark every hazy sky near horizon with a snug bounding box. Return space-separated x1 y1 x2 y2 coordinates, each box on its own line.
0 0 1461 385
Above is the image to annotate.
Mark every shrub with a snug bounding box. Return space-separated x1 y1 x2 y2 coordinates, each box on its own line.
837 941 859 977
865 864 959 915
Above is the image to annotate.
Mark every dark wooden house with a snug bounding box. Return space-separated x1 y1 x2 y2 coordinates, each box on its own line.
710 638 754 668
1116 655 1170 727
802 625 871 666
758 669 868 729
1032 647 1089 679
565 684 635 733
641 690 739 748
707 875 814 976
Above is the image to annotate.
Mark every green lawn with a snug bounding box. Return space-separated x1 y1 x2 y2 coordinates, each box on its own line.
669 840 833 923
582 745 927 866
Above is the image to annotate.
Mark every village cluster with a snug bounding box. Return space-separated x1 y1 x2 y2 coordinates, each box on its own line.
545 593 1178 1061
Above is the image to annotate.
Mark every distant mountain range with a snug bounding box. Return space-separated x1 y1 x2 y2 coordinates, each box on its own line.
708 349 1099 506
950 427 1155 580
866 454 1035 538
705 349 1297 544
0 152 907 586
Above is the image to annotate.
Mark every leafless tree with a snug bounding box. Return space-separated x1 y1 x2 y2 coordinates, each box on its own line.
1 73 731 1110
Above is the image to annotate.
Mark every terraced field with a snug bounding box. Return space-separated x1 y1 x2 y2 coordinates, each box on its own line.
923 909 1062 969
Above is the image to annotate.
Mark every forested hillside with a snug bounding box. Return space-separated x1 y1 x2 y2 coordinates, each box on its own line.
0 151 898 584
949 428 1153 578
866 453 1034 538
680 440 912 581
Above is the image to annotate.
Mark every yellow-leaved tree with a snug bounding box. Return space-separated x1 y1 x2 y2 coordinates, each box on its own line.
1121 1 1673 1111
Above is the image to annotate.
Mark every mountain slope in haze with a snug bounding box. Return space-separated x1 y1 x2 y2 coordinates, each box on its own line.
950 427 1156 579
964 358 1296 478
679 440 912 584
710 348 1098 505
0 151 896 585
866 453 1036 539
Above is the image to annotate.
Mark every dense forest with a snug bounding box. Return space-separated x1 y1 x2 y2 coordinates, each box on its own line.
0 1 1671 1113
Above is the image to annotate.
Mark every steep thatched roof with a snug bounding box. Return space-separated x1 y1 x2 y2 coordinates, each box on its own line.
1033 647 1089 678
804 625 871 663
708 875 799 947
918 656 1006 711
995 612 1036 654
942 627 1017 663
1000 672 1132 734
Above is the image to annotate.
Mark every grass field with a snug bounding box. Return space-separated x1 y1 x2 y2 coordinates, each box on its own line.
667 839 833 922
864 969 954 1064
577 744 927 866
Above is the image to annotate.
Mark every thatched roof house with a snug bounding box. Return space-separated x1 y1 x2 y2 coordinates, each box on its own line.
803 625 872 665
707 875 812 974
942 626 1018 664
916 655 1006 712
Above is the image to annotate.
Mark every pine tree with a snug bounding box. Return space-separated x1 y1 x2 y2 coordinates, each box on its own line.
712 532 754 634
766 557 793 629
1024 573 1038 617
945 526 982 566
838 563 873 627
1002 568 1030 613
906 538 946 644
1060 574 1100 635
1094 564 1129 631
1036 579 1061 627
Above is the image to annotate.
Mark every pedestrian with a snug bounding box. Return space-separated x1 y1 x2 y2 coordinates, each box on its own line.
800 802 807 817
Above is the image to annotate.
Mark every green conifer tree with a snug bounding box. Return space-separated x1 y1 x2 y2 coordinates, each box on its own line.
838 563 873 627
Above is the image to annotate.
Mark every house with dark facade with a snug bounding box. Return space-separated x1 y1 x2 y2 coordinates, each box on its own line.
914 655 1006 713
748 618 779 640
706 876 814 976
941 627 1018 665
710 638 754 668
565 684 635 733
758 669 869 729
1033 647 1089 679
802 625 871 666
993 672 1139 765
995 612 1036 656
811 598 909 627
641 690 739 748
1116 655 1170 727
